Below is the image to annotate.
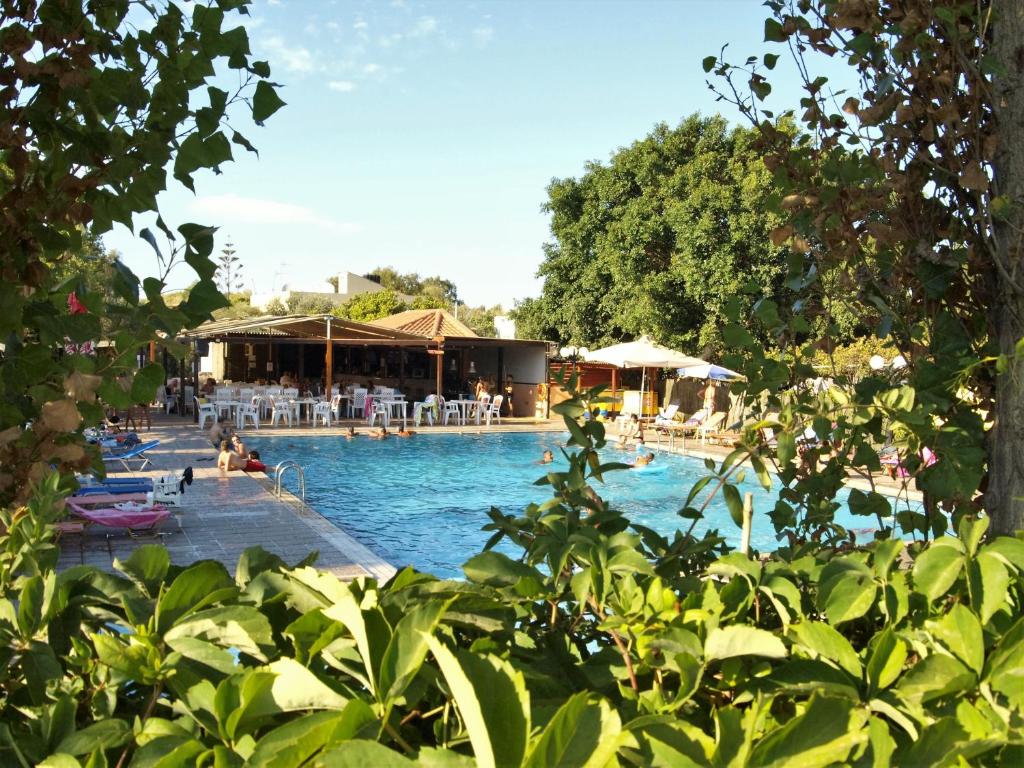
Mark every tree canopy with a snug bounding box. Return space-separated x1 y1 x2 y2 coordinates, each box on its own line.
512 115 790 353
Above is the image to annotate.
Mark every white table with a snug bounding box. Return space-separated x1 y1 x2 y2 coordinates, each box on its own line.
446 399 483 426
289 398 319 423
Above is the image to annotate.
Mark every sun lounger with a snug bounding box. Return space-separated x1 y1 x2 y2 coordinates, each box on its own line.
69 492 150 507
66 500 171 537
75 480 153 495
102 439 160 471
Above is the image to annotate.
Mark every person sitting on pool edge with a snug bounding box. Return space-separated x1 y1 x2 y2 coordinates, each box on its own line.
218 440 269 472
231 433 248 458
208 418 233 448
539 449 554 464
368 426 389 439
617 415 639 447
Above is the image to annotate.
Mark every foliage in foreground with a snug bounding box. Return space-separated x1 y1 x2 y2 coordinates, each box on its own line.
4 387 1024 766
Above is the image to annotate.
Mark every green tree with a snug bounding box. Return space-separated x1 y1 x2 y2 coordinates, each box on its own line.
325 275 340 293
216 241 243 295
0 0 283 505
519 115 790 354
364 266 422 296
333 288 407 322
459 304 500 337
265 297 288 316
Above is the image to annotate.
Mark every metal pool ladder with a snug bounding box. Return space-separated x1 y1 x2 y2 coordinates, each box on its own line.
274 460 305 501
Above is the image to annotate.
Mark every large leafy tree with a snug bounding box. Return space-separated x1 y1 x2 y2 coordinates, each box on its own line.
0 0 283 505
513 115 790 353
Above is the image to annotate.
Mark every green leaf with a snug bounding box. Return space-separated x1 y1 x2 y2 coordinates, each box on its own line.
817 560 876 625
984 617 1024 709
116 544 170 596
705 626 787 661
912 539 965 601
865 628 906 694
249 703 376 768
722 484 744 528
788 621 861 678
463 552 543 590
377 599 449 704
130 363 166 407
763 18 786 42
929 604 983 673
523 693 622 768
252 81 286 124
776 432 796 466
967 551 1010 625
56 720 131 756
426 636 530 768
702 56 717 73
156 560 236 635
164 606 274 661
897 654 974 703
747 695 868 767
313 741 413 767
265 658 349 711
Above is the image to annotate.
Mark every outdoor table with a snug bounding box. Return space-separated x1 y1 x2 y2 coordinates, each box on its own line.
289 398 318 423
446 399 478 426
381 398 407 429
213 400 241 421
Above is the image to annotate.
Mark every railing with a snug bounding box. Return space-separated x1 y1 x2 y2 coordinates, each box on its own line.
273 460 305 501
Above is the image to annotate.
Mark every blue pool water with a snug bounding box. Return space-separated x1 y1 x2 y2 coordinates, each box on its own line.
250 432 904 578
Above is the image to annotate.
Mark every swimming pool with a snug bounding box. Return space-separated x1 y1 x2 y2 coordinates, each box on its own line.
250 432 905 578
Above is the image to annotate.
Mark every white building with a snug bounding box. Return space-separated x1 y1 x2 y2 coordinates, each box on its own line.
250 271 408 311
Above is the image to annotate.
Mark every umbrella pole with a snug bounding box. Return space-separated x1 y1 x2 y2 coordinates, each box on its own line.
640 367 646 418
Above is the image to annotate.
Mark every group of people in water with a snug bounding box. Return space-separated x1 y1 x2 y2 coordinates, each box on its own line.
536 414 654 468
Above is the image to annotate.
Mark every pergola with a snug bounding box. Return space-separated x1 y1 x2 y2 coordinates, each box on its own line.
180 314 551 412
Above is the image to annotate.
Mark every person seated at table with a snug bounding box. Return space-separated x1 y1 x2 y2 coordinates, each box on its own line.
539 449 554 464
396 428 415 438
201 377 217 395
369 426 389 439
208 418 233 448
343 426 357 440
231 434 248 457
474 378 488 400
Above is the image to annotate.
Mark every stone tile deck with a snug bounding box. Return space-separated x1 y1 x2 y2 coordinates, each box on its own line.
57 416 399 579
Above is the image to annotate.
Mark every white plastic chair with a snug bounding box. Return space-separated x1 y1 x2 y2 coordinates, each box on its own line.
183 386 195 415
197 400 218 430
368 400 389 428
348 389 367 418
330 393 342 420
269 396 293 427
472 393 491 425
413 394 438 426
237 398 260 430
312 401 333 427
441 396 461 426
484 395 503 426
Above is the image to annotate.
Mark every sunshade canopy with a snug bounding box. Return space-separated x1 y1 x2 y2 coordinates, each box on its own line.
678 363 744 381
584 335 708 369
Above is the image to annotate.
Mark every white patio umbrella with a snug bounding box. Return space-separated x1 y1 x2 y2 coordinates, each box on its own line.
584 336 709 416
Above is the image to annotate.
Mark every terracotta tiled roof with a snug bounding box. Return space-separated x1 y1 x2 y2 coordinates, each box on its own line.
371 309 479 338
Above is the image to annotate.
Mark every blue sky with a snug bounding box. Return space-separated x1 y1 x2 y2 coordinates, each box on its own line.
108 0 852 309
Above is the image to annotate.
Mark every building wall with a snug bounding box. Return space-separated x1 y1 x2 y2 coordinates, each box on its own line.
504 345 546 384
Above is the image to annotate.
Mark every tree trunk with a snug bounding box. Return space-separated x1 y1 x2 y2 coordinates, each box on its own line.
987 0 1024 536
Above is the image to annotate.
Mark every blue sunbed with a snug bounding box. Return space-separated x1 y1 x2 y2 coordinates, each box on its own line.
102 440 160 471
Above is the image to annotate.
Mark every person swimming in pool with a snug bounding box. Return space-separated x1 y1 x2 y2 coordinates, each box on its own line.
631 452 655 468
396 428 415 438
539 450 554 464
369 426 389 439
343 426 357 440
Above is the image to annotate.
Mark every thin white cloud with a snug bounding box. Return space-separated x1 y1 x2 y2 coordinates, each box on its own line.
261 36 315 73
379 32 403 48
472 26 494 48
191 194 360 234
327 80 355 92
410 16 438 37
363 62 382 74
353 20 368 30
